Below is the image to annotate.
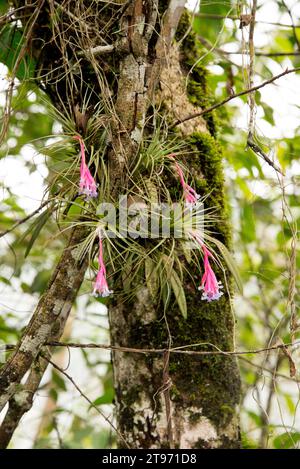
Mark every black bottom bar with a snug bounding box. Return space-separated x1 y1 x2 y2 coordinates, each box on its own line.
0 448 297 467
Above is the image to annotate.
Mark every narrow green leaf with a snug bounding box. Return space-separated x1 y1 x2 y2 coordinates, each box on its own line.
206 235 243 294
19 208 52 258
145 257 159 300
170 269 187 319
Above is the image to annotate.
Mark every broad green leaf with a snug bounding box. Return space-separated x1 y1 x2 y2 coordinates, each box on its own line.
240 204 256 243
0 0 8 14
247 410 263 426
31 270 51 293
0 24 36 80
273 432 300 449
91 388 115 406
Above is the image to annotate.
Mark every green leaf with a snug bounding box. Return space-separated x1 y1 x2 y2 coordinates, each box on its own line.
91 388 114 406
0 24 36 80
170 269 187 319
247 410 262 426
0 0 8 14
19 208 52 258
207 236 243 294
273 432 300 449
145 257 159 300
284 394 296 415
52 371 67 391
0 275 11 286
31 270 51 293
240 204 256 243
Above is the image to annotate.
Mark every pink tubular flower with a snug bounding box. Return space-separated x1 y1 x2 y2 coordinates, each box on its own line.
171 157 200 207
73 135 97 199
93 236 113 298
192 233 223 302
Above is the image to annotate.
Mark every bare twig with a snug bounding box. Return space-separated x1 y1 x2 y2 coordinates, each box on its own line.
173 67 300 129
195 12 300 29
0 198 54 240
281 0 300 51
247 136 283 175
162 350 173 448
240 357 300 383
78 44 114 57
2 339 300 357
247 0 257 140
43 355 130 448
219 50 300 57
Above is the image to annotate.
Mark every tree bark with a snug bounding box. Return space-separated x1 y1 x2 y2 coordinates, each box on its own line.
109 25 241 447
0 1 241 449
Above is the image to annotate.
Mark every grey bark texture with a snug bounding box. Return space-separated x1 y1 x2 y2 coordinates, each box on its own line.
0 0 241 449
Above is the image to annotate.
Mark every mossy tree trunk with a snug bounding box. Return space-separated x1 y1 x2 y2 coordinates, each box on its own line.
109 19 241 449
0 1 240 448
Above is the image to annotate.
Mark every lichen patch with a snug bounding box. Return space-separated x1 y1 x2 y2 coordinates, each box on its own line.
158 44 207 136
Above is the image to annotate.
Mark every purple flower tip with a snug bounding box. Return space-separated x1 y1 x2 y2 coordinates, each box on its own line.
93 236 113 298
74 135 98 199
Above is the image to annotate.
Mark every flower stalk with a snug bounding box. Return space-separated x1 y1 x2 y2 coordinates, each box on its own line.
73 135 98 199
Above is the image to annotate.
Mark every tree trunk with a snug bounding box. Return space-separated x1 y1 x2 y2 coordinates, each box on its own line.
109 21 241 448
0 1 241 448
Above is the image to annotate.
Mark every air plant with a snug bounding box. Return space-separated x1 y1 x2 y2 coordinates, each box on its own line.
73 135 98 199
93 231 113 297
51 132 242 314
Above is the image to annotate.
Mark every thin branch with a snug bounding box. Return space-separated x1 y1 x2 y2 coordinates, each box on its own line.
247 0 257 140
221 50 300 57
53 0 92 30
247 138 283 175
78 44 114 57
197 34 300 61
172 66 300 128
0 5 35 27
197 34 300 58
195 12 300 29
43 355 130 448
2 339 300 357
245 3 281 174
0 198 54 239
162 350 173 449
281 0 300 51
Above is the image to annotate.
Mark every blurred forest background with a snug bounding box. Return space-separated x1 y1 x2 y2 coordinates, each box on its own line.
0 0 300 449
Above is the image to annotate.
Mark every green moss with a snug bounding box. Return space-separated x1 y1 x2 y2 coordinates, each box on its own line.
163 131 239 431
113 10 240 449
176 12 217 135
188 131 232 247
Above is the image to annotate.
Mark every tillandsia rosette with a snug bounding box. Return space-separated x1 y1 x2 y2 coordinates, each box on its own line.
84 150 231 305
